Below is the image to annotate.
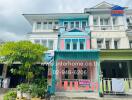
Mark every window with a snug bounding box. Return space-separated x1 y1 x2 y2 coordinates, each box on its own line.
75 21 80 28
74 68 78 79
73 42 77 50
97 40 103 49
43 22 47 29
54 21 58 25
64 22 68 29
100 18 110 25
93 18 98 25
113 17 117 25
42 40 47 47
64 68 68 79
70 22 74 29
66 42 70 50
48 22 52 29
48 40 53 50
34 39 40 44
82 68 87 79
114 40 118 49
129 41 132 48
37 22 41 30
105 40 110 49
80 41 84 50
82 21 86 29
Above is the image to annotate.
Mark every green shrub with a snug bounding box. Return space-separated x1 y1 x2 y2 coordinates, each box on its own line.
17 83 30 93
4 90 16 100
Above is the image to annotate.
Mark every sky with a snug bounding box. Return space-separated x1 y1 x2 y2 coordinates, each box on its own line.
0 0 132 41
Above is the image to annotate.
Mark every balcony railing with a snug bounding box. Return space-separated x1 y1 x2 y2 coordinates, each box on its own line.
101 78 132 95
92 25 124 31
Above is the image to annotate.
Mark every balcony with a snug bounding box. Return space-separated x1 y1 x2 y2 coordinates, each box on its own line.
92 25 124 31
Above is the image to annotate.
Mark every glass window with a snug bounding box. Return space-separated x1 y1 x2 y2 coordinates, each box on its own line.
66 42 70 50
80 41 84 50
97 40 103 49
64 22 68 29
34 39 40 44
48 40 53 50
104 19 109 25
105 41 110 49
74 68 78 79
73 42 77 50
54 21 58 25
93 18 98 25
37 22 41 30
64 68 68 79
114 40 118 49
82 68 87 79
48 22 52 29
129 41 132 48
82 21 86 29
43 22 47 29
42 40 47 47
70 22 74 29
75 21 79 28
100 19 103 25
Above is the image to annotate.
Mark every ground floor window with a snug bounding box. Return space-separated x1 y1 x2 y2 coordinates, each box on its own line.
64 68 69 79
74 68 78 79
82 68 88 79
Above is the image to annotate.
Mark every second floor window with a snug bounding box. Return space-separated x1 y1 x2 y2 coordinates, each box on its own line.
73 42 77 50
48 22 52 29
42 40 47 47
43 22 47 29
82 21 86 29
100 18 110 25
75 21 80 28
80 41 84 50
37 22 41 30
66 42 70 50
64 22 68 29
70 22 74 29
93 18 98 25
48 40 54 50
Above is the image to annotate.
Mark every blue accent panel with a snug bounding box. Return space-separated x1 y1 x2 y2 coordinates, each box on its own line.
112 14 124 16
65 39 71 42
63 32 88 36
72 39 78 42
79 39 85 42
68 29 82 32
112 5 125 10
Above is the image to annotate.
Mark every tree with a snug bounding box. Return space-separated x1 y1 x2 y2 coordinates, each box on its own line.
0 41 48 83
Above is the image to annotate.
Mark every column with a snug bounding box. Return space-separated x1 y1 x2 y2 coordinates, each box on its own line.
32 21 36 32
111 38 114 49
89 15 94 30
103 38 106 49
110 17 114 30
98 16 101 30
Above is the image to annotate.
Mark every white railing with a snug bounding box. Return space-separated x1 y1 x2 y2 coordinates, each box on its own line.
92 25 124 31
101 78 132 95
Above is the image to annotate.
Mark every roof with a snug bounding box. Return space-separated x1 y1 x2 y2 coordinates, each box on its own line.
23 13 89 25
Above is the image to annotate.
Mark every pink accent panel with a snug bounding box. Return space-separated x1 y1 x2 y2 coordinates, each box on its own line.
86 39 90 49
60 39 64 50
64 81 68 90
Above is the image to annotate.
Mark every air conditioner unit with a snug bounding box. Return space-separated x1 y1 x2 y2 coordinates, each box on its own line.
101 27 106 30
53 26 59 30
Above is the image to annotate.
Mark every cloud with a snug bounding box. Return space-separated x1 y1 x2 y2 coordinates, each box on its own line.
0 31 27 41
0 0 132 41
